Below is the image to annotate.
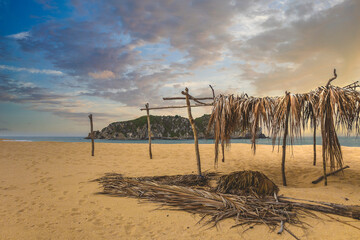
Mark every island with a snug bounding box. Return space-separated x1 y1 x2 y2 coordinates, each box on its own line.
85 114 267 140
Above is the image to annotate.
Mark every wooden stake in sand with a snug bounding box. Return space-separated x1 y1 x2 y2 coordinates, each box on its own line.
282 92 291 186
312 165 349 184
88 114 94 156
313 115 317 166
145 103 152 159
182 87 202 176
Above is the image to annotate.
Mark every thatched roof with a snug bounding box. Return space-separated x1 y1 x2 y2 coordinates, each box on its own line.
208 76 360 185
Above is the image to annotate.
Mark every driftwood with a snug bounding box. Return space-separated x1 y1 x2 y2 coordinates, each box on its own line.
145 103 152 159
88 114 94 156
182 87 202 176
312 165 350 184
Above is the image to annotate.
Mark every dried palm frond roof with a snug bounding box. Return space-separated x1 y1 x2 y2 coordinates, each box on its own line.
208 78 360 184
208 94 276 166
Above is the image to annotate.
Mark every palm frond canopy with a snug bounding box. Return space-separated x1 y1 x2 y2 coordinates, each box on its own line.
208 83 360 177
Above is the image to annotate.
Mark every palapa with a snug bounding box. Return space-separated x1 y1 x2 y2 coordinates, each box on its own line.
208 69 360 186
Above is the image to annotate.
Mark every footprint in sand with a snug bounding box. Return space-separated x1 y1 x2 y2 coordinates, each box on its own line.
124 223 135 235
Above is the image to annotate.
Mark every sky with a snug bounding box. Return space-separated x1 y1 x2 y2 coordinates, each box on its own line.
0 0 359 136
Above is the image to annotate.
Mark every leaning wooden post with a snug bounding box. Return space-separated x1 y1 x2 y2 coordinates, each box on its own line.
145 103 153 159
182 87 202 176
88 114 94 156
313 115 317 166
282 92 291 186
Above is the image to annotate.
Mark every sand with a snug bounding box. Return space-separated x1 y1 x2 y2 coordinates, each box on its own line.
0 141 360 239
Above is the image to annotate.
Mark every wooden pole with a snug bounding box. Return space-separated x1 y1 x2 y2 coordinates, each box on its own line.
209 85 222 163
140 104 212 111
282 92 290 186
313 115 317 166
312 165 349 184
145 103 152 159
163 97 213 101
221 141 225 162
182 87 202 176
88 114 94 156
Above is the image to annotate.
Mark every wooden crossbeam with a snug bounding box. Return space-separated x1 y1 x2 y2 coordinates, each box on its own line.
163 97 213 100
140 104 213 111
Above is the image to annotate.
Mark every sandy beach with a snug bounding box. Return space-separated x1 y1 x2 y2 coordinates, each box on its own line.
1 141 360 239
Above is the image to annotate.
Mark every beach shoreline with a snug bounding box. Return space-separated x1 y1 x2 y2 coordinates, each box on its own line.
1 141 360 239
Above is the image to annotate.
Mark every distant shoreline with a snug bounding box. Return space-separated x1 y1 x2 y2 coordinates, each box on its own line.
2 136 360 147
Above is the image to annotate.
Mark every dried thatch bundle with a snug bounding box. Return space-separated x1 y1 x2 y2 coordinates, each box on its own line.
96 172 214 188
208 94 245 165
312 85 360 184
238 96 275 153
271 93 303 146
215 171 279 197
208 94 276 166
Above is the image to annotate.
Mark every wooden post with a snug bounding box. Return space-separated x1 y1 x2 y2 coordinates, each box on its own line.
221 141 225 162
282 92 290 186
209 85 223 163
183 87 202 176
322 134 327 186
313 115 317 166
88 114 94 156
145 103 152 159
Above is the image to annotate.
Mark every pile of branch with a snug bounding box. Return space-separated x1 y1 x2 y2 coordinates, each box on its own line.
96 174 360 235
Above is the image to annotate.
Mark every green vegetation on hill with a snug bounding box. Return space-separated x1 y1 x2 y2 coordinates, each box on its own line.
88 114 265 140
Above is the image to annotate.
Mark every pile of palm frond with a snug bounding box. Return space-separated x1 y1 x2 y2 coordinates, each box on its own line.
96 172 215 188
96 175 303 229
96 174 360 233
215 171 279 196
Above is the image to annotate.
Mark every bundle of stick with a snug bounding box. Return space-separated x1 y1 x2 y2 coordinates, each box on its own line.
96 174 360 236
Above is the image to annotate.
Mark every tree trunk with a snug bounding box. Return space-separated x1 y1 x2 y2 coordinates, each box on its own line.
282 94 290 186
184 88 202 176
88 114 94 157
145 103 152 159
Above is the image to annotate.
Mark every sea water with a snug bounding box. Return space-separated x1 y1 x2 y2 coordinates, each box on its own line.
2 136 360 147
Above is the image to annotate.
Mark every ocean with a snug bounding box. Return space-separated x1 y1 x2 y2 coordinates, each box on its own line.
2 136 360 147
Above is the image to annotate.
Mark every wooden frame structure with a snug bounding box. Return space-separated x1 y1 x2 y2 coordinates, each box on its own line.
140 85 216 176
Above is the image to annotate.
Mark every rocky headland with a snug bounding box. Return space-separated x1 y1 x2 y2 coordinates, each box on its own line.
86 115 267 140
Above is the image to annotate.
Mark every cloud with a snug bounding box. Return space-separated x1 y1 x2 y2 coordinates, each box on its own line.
6 31 30 40
0 65 63 75
88 70 115 79
0 77 128 126
232 0 360 95
3 0 360 131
